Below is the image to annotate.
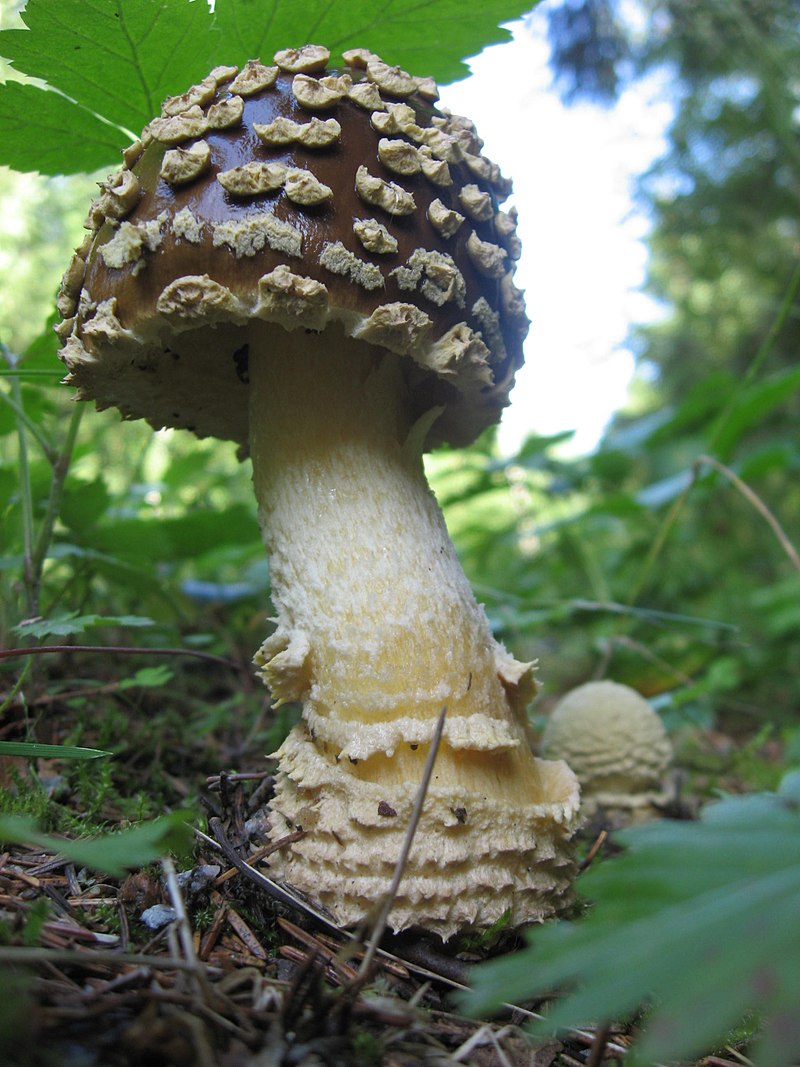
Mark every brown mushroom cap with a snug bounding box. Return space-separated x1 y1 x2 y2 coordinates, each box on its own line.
57 48 528 450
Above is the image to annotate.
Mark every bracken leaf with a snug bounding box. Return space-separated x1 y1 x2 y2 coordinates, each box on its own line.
461 772 800 1067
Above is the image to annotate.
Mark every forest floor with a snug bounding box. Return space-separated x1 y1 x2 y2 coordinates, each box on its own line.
0 651 769 1067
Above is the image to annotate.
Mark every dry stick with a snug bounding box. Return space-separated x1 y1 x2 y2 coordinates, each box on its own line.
0 643 245 672
0 946 223 973
580 830 608 872
355 704 448 985
162 856 204 984
586 1022 612 1067
203 820 346 939
453 1023 515 1066
696 453 800 571
199 821 468 992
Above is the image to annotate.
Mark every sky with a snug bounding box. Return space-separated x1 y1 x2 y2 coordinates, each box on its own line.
439 12 673 455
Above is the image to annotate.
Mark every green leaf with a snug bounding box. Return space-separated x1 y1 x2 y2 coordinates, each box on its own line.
0 811 195 877
0 81 128 174
13 611 154 639
0 0 218 135
0 0 541 175
78 505 260 560
118 664 174 690
211 0 534 84
713 365 800 460
461 772 800 1067
60 475 112 531
0 742 112 759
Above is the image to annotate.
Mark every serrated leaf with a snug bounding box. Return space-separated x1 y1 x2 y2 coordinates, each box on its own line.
1 0 541 175
0 81 126 174
0 0 218 134
0 812 194 876
461 772 800 1067
211 0 533 84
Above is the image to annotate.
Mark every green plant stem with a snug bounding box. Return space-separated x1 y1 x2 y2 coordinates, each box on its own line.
28 403 83 611
0 657 32 717
10 372 37 617
0 384 55 459
696 454 800 571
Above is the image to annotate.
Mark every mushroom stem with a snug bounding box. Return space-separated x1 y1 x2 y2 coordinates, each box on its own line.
248 330 579 936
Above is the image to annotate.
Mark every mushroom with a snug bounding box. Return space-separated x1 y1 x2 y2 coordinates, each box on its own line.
541 680 674 824
56 46 580 939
